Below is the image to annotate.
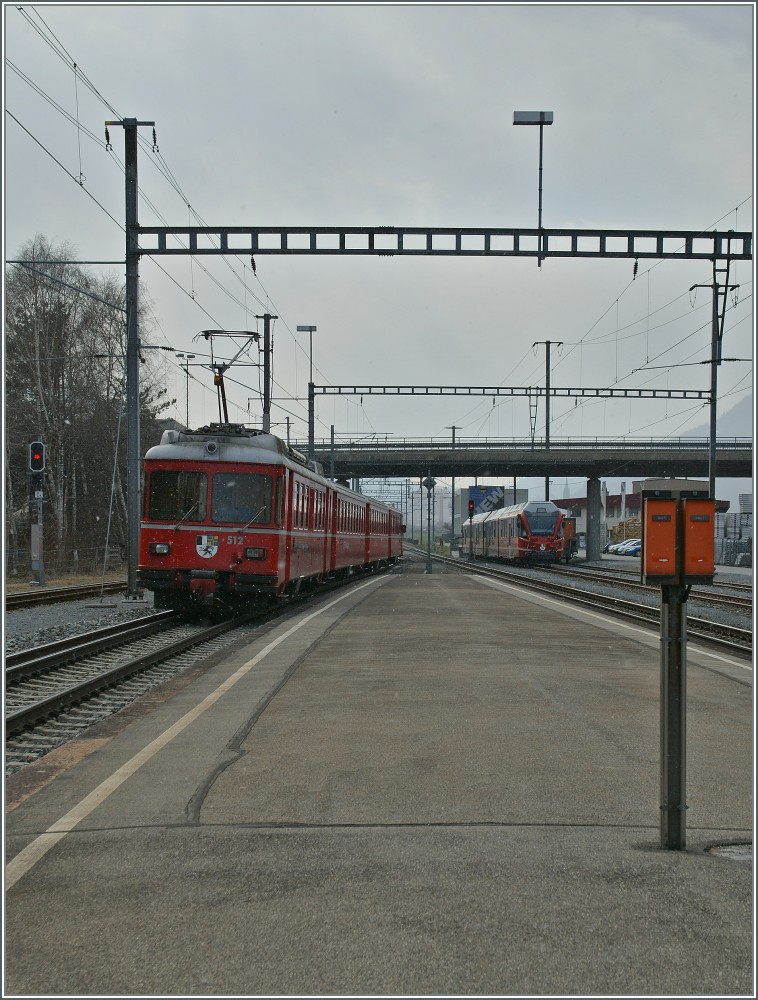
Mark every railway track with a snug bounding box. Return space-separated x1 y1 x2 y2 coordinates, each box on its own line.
5 581 126 610
547 563 752 613
408 547 752 658
576 562 753 593
5 611 258 775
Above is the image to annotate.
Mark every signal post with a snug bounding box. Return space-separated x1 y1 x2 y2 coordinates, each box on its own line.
641 488 715 850
28 441 46 587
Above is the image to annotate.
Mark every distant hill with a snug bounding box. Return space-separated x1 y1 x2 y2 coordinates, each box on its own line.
683 396 753 439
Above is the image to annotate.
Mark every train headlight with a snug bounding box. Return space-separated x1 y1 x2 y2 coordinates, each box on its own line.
245 547 266 560
149 542 171 555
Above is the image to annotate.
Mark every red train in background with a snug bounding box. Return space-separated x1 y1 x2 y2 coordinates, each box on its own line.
460 500 571 564
138 423 403 615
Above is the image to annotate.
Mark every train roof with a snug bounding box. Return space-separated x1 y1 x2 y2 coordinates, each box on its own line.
468 500 561 524
144 423 398 513
145 423 311 468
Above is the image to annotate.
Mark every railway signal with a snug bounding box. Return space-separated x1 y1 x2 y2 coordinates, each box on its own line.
29 441 46 472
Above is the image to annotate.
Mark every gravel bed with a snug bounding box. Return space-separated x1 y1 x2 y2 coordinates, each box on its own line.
4 594 161 655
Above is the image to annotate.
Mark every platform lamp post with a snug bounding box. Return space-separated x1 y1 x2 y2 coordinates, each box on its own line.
176 353 195 428
513 111 554 267
297 325 317 463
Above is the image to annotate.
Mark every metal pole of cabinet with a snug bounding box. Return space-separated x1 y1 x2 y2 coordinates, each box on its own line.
660 582 688 849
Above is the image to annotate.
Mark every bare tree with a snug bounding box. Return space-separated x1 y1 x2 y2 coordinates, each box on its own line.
5 235 174 575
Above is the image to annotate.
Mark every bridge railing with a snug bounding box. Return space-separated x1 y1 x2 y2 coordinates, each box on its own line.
299 436 752 452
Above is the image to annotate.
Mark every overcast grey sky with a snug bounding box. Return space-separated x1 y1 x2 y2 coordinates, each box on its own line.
3 2 754 505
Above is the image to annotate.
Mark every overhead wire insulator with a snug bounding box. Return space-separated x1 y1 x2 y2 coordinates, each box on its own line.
633 258 639 279
104 127 112 151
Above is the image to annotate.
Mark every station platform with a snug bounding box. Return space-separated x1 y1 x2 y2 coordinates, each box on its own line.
5 563 753 996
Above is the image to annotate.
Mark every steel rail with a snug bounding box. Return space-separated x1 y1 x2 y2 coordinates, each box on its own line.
5 612 176 681
6 582 126 610
546 565 752 613
5 614 255 737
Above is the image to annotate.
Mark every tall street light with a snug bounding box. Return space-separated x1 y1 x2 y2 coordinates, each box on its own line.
297 325 317 463
513 111 554 267
176 353 196 428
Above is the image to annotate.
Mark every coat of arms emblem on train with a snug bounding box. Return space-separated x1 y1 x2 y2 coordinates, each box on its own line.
196 534 219 558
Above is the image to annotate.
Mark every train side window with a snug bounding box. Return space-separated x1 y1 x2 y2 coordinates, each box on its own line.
148 470 207 522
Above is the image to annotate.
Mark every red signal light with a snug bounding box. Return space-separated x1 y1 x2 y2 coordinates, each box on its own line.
29 441 46 472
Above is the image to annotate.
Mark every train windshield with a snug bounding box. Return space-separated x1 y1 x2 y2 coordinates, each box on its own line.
524 507 560 536
211 473 273 524
148 470 207 521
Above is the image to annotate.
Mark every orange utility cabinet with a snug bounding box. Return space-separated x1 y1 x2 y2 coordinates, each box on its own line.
681 498 715 582
642 498 679 584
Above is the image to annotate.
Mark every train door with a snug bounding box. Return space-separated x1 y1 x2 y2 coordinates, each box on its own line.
364 501 371 565
283 470 294 582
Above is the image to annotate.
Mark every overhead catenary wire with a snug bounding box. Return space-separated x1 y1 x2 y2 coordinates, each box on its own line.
7 16 341 435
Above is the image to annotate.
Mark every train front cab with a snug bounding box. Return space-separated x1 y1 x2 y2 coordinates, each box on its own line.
521 504 563 563
139 461 285 609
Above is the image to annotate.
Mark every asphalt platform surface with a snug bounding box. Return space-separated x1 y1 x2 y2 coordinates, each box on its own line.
5 560 754 997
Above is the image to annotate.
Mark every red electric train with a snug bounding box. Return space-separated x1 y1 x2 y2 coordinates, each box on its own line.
138 423 403 615
460 500 570 564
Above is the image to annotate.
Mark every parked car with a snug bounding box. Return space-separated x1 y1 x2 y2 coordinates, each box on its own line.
616 538 641 555
623 540 642 556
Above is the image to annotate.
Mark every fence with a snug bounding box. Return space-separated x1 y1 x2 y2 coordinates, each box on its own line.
5 545 126 579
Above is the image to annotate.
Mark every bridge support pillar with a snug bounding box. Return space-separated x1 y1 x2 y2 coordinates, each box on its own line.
586 477 602 561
